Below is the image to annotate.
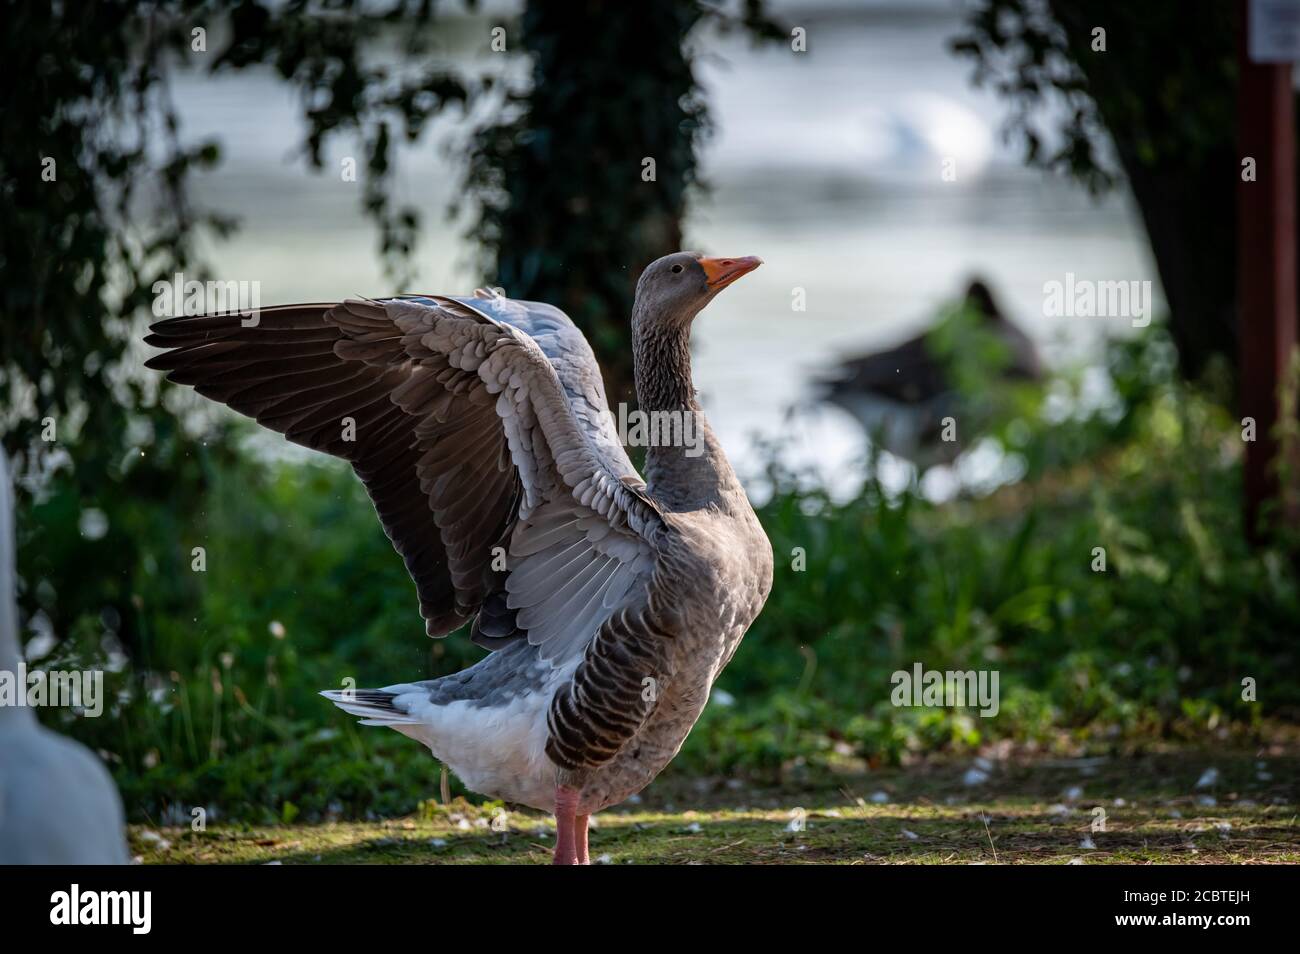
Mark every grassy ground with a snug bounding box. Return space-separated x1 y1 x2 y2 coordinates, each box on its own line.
131 751 1299 864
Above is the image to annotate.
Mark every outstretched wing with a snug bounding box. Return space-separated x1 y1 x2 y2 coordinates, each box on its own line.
144 291 658 640
148 292 672 769
147 300 516 636
393 294 662 664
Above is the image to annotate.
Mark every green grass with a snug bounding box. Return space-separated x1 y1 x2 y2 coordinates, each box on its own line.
130 752 1300 864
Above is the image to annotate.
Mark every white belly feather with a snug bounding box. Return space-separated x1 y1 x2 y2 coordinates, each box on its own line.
383 665 575 812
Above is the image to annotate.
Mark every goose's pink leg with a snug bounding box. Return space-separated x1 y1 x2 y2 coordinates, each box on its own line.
553 785 580 865
575 814 590 865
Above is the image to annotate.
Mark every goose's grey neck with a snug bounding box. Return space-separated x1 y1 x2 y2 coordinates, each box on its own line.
632 306 697 416
631 302 744 512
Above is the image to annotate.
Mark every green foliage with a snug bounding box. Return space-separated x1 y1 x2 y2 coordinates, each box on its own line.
951 1 1236 192
680 326 1294 781
951 0 1244 385
45 447 488 823
2 0 231 659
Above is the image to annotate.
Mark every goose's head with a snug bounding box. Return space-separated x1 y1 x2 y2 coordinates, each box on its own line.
633 251 762 329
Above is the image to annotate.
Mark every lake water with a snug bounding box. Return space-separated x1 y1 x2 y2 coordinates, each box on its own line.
172 0 1161 496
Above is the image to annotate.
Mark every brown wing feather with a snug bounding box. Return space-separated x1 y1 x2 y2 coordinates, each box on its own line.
144 303 520 638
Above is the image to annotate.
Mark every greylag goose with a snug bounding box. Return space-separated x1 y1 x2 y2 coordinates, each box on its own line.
0 449 129 864
144 252 773 864
821 280 1043 468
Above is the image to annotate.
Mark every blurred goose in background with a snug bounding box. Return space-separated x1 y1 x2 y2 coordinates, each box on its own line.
145 252 773 864
0 449 128 864
820 279 1043 468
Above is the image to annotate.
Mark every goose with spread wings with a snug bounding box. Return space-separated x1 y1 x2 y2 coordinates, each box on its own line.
145 252 773 864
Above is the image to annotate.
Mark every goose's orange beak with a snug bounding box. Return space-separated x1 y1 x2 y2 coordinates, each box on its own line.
699 255 762 290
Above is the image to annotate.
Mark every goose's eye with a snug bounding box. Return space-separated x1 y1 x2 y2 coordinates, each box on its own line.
671 264 683 274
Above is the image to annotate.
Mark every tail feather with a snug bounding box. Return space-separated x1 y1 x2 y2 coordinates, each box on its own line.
320 688 420 725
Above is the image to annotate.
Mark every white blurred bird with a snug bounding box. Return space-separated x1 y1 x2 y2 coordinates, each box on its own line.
0 449 128 864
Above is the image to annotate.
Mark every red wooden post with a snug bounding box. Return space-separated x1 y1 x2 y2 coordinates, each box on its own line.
1238 0 1298 542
